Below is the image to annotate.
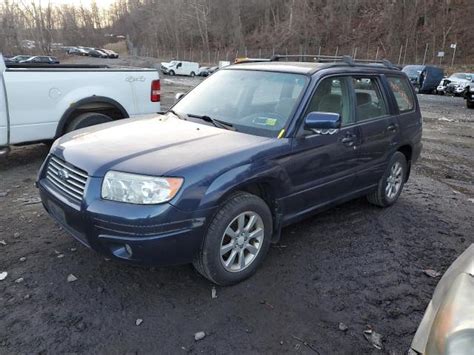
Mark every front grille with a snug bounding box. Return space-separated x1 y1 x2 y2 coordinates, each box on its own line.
46 156 88 202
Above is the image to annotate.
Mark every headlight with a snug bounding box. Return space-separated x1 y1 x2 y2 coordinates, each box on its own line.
101 171 183 204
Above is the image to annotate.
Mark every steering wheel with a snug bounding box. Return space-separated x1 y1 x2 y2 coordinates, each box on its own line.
241 112 286 126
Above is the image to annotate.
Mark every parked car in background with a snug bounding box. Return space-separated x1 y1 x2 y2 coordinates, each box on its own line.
198 66 210 77
410 244 474 355
36 56 422 285
0 54 161 154
465 79 474 109
88 49 108 58
445 73 474 96
100 49 119 59
20 56 60 64
208 66 219 75
402 65 444 94
436 78 450 95
160 60 199 77
68 47 89 56
5 55 33 63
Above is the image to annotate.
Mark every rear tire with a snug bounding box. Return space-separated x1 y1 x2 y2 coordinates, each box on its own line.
190 72 196 77
193 192 273 285
66 112 113 133
367 152 407 207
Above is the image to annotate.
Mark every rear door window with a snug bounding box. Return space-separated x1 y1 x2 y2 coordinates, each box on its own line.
352 77 388 121
387 76 415 113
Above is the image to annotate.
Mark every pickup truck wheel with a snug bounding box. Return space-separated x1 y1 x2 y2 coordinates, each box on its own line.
190 72 196 77
367 152 407 207
169 70 175 76
193 192 273 285
66 112 113 133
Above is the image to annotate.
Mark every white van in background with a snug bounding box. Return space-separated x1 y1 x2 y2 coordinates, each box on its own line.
160 61 199 77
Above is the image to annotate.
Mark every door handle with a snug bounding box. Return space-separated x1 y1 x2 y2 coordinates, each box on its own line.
341 137 355 146
387 124 397 133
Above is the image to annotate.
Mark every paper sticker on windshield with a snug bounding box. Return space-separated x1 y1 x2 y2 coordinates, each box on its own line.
254 117 278 126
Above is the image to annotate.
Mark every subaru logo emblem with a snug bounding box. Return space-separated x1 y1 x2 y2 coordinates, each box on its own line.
57 168 69 181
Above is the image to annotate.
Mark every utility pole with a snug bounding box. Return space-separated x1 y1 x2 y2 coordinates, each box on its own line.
398 45 403 65
402 37 409 65
422 43 429 65
450 43 457 67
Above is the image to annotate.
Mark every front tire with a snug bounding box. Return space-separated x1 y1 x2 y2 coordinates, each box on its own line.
367 152 407 207
169 70 175 76
193 192 273 285
66 112 113 133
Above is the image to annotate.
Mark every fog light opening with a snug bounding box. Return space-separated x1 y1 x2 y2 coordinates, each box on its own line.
125 244 133 257
109 243 133 260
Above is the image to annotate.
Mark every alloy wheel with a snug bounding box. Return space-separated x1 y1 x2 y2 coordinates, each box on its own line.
386 161 403 199
220 211 264 272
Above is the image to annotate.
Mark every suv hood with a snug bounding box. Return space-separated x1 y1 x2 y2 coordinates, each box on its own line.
52 115 272 177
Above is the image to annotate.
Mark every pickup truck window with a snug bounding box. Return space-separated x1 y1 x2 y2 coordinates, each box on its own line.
172 69 308 138
352 77 388 121
387 76 415 113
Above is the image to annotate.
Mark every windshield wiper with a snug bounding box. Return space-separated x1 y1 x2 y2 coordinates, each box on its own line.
167 109 188 121
188 114 236 131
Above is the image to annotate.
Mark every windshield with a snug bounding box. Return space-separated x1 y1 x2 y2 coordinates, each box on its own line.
172 69 308 137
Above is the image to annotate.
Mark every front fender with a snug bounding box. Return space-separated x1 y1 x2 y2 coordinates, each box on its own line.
197 160 289 210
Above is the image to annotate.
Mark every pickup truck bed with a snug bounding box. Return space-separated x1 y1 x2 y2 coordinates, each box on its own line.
0 56 160 151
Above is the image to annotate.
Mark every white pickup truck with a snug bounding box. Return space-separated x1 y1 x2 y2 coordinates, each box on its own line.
0 55 161 156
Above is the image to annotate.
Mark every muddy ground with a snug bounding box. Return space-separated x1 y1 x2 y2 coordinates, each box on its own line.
0 61 473 354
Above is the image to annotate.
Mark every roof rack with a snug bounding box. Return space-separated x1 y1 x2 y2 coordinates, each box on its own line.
269 54 398 70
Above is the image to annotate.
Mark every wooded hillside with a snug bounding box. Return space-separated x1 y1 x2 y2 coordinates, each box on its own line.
1 0 473 65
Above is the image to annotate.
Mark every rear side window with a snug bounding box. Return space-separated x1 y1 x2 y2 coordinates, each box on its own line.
387 76 415 112
352 77 388 121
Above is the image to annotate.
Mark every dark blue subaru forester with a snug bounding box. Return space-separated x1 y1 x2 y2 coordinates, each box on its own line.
37 56 422 285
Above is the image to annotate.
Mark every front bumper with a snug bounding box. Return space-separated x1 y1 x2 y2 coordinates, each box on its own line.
446 85 466 95
38 176 215 266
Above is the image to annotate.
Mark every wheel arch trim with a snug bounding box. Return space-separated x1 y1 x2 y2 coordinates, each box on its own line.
55 96 129 138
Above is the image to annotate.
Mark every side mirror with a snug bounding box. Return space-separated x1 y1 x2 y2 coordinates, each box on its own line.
175 92 185 103
304 112 341 130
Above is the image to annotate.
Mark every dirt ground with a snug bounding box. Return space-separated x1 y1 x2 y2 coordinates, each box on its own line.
0 60 473 354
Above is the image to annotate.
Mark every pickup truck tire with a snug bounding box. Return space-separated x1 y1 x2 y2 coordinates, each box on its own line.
190 72 196 77
193 192 273 285
169 70 175 76
367 152 407 207
66 112 113 133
